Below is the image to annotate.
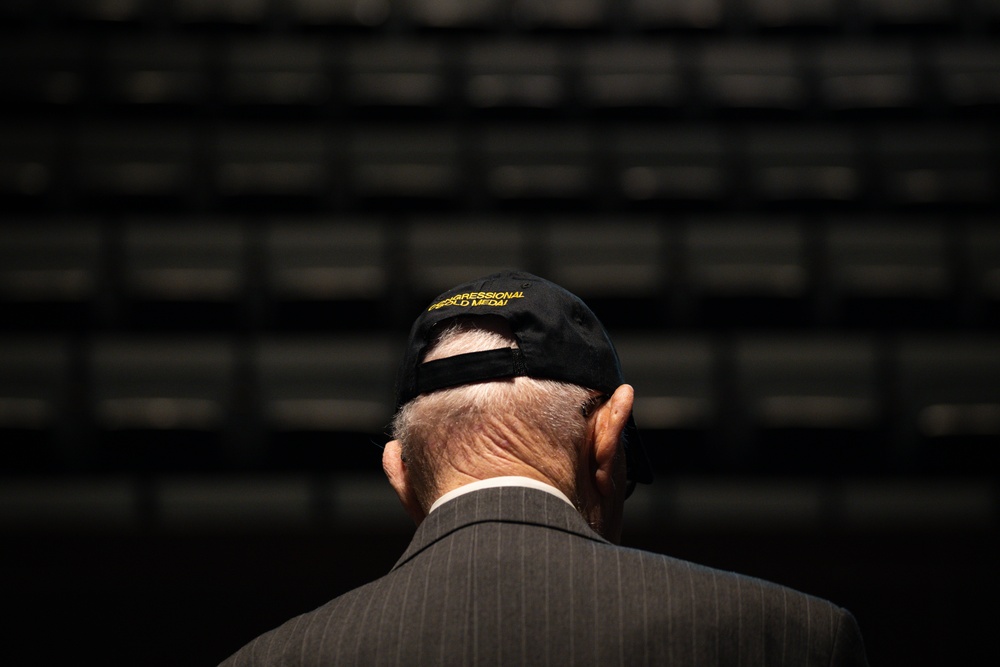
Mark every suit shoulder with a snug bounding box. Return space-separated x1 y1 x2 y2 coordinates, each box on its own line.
611 545 865 665
615 546 852 631
217 578 389 666
620 544 838 609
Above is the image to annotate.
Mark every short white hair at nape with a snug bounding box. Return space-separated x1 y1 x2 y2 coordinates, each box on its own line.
391 319 597 501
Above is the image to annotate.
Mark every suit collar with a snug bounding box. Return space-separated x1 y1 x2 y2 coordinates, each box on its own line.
392 486 609 571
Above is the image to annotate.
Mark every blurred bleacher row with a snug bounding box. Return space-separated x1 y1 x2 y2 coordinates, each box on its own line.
3 31 1000 118
1 0 999 486
6 0 1000 33
1 215 999 331
1 329 998 476
2 120 998 214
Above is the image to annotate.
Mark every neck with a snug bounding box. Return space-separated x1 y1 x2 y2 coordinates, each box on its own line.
428 476 576 513
430 462 577 509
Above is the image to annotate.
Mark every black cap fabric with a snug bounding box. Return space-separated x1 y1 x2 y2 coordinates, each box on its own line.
394 270 653 485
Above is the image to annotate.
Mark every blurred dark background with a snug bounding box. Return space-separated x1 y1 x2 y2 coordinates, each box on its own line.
0 0 998 665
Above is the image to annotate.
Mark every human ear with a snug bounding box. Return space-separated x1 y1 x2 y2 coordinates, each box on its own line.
382 440 426 525
591 384 634 498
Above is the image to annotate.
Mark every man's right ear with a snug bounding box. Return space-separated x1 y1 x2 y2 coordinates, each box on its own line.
382 440 426 525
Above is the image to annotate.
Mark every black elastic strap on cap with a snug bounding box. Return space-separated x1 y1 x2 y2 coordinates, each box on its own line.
415 347 527 396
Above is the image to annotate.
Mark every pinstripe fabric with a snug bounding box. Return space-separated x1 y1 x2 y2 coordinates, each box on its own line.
218 487 868 666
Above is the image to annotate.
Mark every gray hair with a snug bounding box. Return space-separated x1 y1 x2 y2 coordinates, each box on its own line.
391 320 596 506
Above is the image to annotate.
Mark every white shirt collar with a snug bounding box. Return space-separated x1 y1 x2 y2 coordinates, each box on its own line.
428 476 575 514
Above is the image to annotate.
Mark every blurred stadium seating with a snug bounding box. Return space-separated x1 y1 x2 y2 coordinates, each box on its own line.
1 0 997 481
0 3 997 664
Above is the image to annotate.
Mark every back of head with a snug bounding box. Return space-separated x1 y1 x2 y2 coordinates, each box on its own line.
392 270 653 490
391 318 596 511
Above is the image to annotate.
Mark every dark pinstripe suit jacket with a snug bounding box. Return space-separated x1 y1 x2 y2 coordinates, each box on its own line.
219 486 869 666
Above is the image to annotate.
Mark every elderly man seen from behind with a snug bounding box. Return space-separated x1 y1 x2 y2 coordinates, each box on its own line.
218 270 869 667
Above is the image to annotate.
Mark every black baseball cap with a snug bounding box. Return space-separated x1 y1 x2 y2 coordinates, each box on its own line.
394 270 653 485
